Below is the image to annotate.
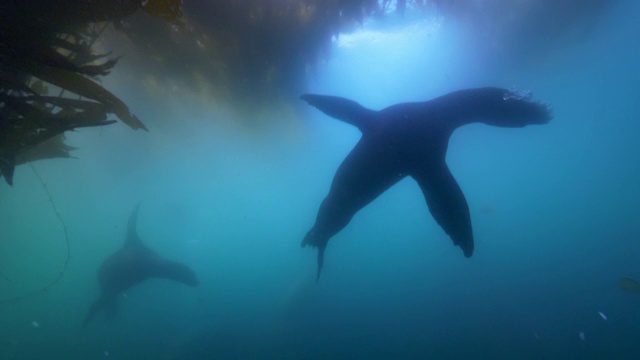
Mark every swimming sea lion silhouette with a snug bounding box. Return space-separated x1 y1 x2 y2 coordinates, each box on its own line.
84 205 199 325
301 87 552 281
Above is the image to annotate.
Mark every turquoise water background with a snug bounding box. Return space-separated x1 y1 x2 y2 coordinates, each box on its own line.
1 1 639 359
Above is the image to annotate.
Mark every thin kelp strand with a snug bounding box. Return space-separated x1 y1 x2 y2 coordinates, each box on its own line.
0 163 70 304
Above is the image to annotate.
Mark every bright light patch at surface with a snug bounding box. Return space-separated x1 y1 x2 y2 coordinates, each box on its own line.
335 18 444 49
310 15 474 107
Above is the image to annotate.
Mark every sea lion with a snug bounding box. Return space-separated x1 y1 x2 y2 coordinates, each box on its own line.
301 87 552 280
83 205 199 325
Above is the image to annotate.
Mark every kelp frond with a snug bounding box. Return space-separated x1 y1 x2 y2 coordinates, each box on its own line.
0 0 183 186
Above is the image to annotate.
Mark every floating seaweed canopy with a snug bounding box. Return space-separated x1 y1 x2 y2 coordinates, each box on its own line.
107 0 615 123
106 0 423 121
0 0 183 186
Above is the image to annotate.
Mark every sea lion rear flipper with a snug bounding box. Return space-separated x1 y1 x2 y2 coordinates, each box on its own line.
316 244 326 283
105 297 118 319
126 203 142 245
83 296 118 326
83 297 105 327
301 94 375 132
301 230 327 282
0 156 16 186
411 164 474 257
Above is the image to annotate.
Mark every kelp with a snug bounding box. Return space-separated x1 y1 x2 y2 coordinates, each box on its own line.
101 0 615 120
0 91 116 185
142 0 184 24
0 161 71 304
21 64 146 130
1 1 181 34
16 134 77 164
104 0 429 121
0 0 183 186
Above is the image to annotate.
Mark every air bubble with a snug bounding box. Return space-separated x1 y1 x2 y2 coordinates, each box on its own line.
503 87 532 101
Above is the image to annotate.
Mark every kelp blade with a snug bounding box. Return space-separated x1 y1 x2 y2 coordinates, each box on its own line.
18 63 147 131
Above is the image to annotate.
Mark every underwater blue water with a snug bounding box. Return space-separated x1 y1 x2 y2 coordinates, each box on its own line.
2 1 640 359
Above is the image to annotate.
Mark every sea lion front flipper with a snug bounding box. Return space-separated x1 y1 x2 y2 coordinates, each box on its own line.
150 258 200 287
411 163 474 257
301 94 376 132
